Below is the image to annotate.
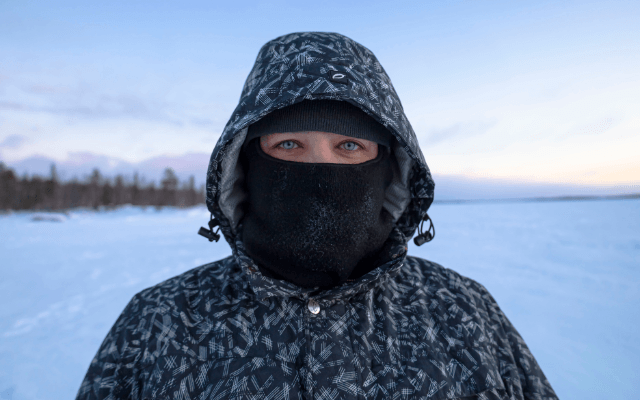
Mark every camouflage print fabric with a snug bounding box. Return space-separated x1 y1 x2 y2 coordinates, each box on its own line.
76 32 558 400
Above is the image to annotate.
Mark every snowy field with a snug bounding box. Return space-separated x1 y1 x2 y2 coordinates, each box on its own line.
1 199 639 400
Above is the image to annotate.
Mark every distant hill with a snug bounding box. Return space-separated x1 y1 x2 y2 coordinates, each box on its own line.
429 175 639 202
8 152 211 187
5 152 639 201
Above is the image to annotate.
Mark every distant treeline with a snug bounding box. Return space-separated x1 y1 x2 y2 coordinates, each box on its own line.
0 162 205 211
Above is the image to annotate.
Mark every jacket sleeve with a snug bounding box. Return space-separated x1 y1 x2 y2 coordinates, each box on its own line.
474 282 559 400
75 294 145 400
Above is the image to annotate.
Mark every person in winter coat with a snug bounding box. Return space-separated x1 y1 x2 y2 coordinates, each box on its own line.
76 32 558 400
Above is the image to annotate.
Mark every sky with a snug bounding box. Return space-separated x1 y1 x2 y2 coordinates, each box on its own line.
0 0 639 187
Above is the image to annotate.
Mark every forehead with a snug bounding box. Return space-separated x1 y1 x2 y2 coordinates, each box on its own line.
260 131 374 142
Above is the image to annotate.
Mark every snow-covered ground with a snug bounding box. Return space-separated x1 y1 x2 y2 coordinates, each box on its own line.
1 199 639 400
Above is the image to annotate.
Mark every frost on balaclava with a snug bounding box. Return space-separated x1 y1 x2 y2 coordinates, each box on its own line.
240 100 395 289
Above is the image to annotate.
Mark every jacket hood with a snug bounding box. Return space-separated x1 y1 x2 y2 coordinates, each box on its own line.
205 32 435 250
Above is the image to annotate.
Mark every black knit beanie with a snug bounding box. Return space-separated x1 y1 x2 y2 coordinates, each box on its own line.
245 100 392 147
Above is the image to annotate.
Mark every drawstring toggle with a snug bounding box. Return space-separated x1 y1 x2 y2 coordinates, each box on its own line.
414 213 435 246
198 215 221 242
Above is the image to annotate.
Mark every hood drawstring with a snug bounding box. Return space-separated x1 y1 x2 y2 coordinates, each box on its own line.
413 213 435 246
198 214 221 242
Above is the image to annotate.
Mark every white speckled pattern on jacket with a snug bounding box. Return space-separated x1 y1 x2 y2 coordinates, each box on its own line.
76 32 558 400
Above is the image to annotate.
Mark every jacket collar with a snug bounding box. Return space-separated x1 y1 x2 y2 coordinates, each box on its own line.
233 228 408 302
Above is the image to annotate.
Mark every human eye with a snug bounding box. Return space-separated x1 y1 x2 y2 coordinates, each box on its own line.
340 141 360 151
278 140 299 150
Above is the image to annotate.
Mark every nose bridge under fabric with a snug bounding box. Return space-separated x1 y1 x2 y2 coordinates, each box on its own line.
239 137 395 288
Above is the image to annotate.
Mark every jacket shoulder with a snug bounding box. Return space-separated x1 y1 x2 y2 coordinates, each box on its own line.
135 255 238 303
401 255 493 314
75 256 240 400
400 255 521 347
399 255 558 399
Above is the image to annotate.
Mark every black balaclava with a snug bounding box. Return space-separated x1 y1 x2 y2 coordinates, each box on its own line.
240 100 396 289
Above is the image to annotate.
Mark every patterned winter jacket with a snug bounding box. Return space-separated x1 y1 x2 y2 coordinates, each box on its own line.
76 32 558 400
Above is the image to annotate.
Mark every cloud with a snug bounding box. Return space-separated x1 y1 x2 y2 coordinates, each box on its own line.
190 117 215 127
1 83 182 124
0 101 25 111
26 85 71 95
572 117 615 136
0 134 27 149
63 93 157 120
422 120 496 145
0 74 234 137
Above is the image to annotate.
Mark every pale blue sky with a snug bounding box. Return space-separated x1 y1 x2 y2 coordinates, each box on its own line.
1 0 639 185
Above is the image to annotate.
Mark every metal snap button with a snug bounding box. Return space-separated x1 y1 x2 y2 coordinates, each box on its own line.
307 299 320 314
